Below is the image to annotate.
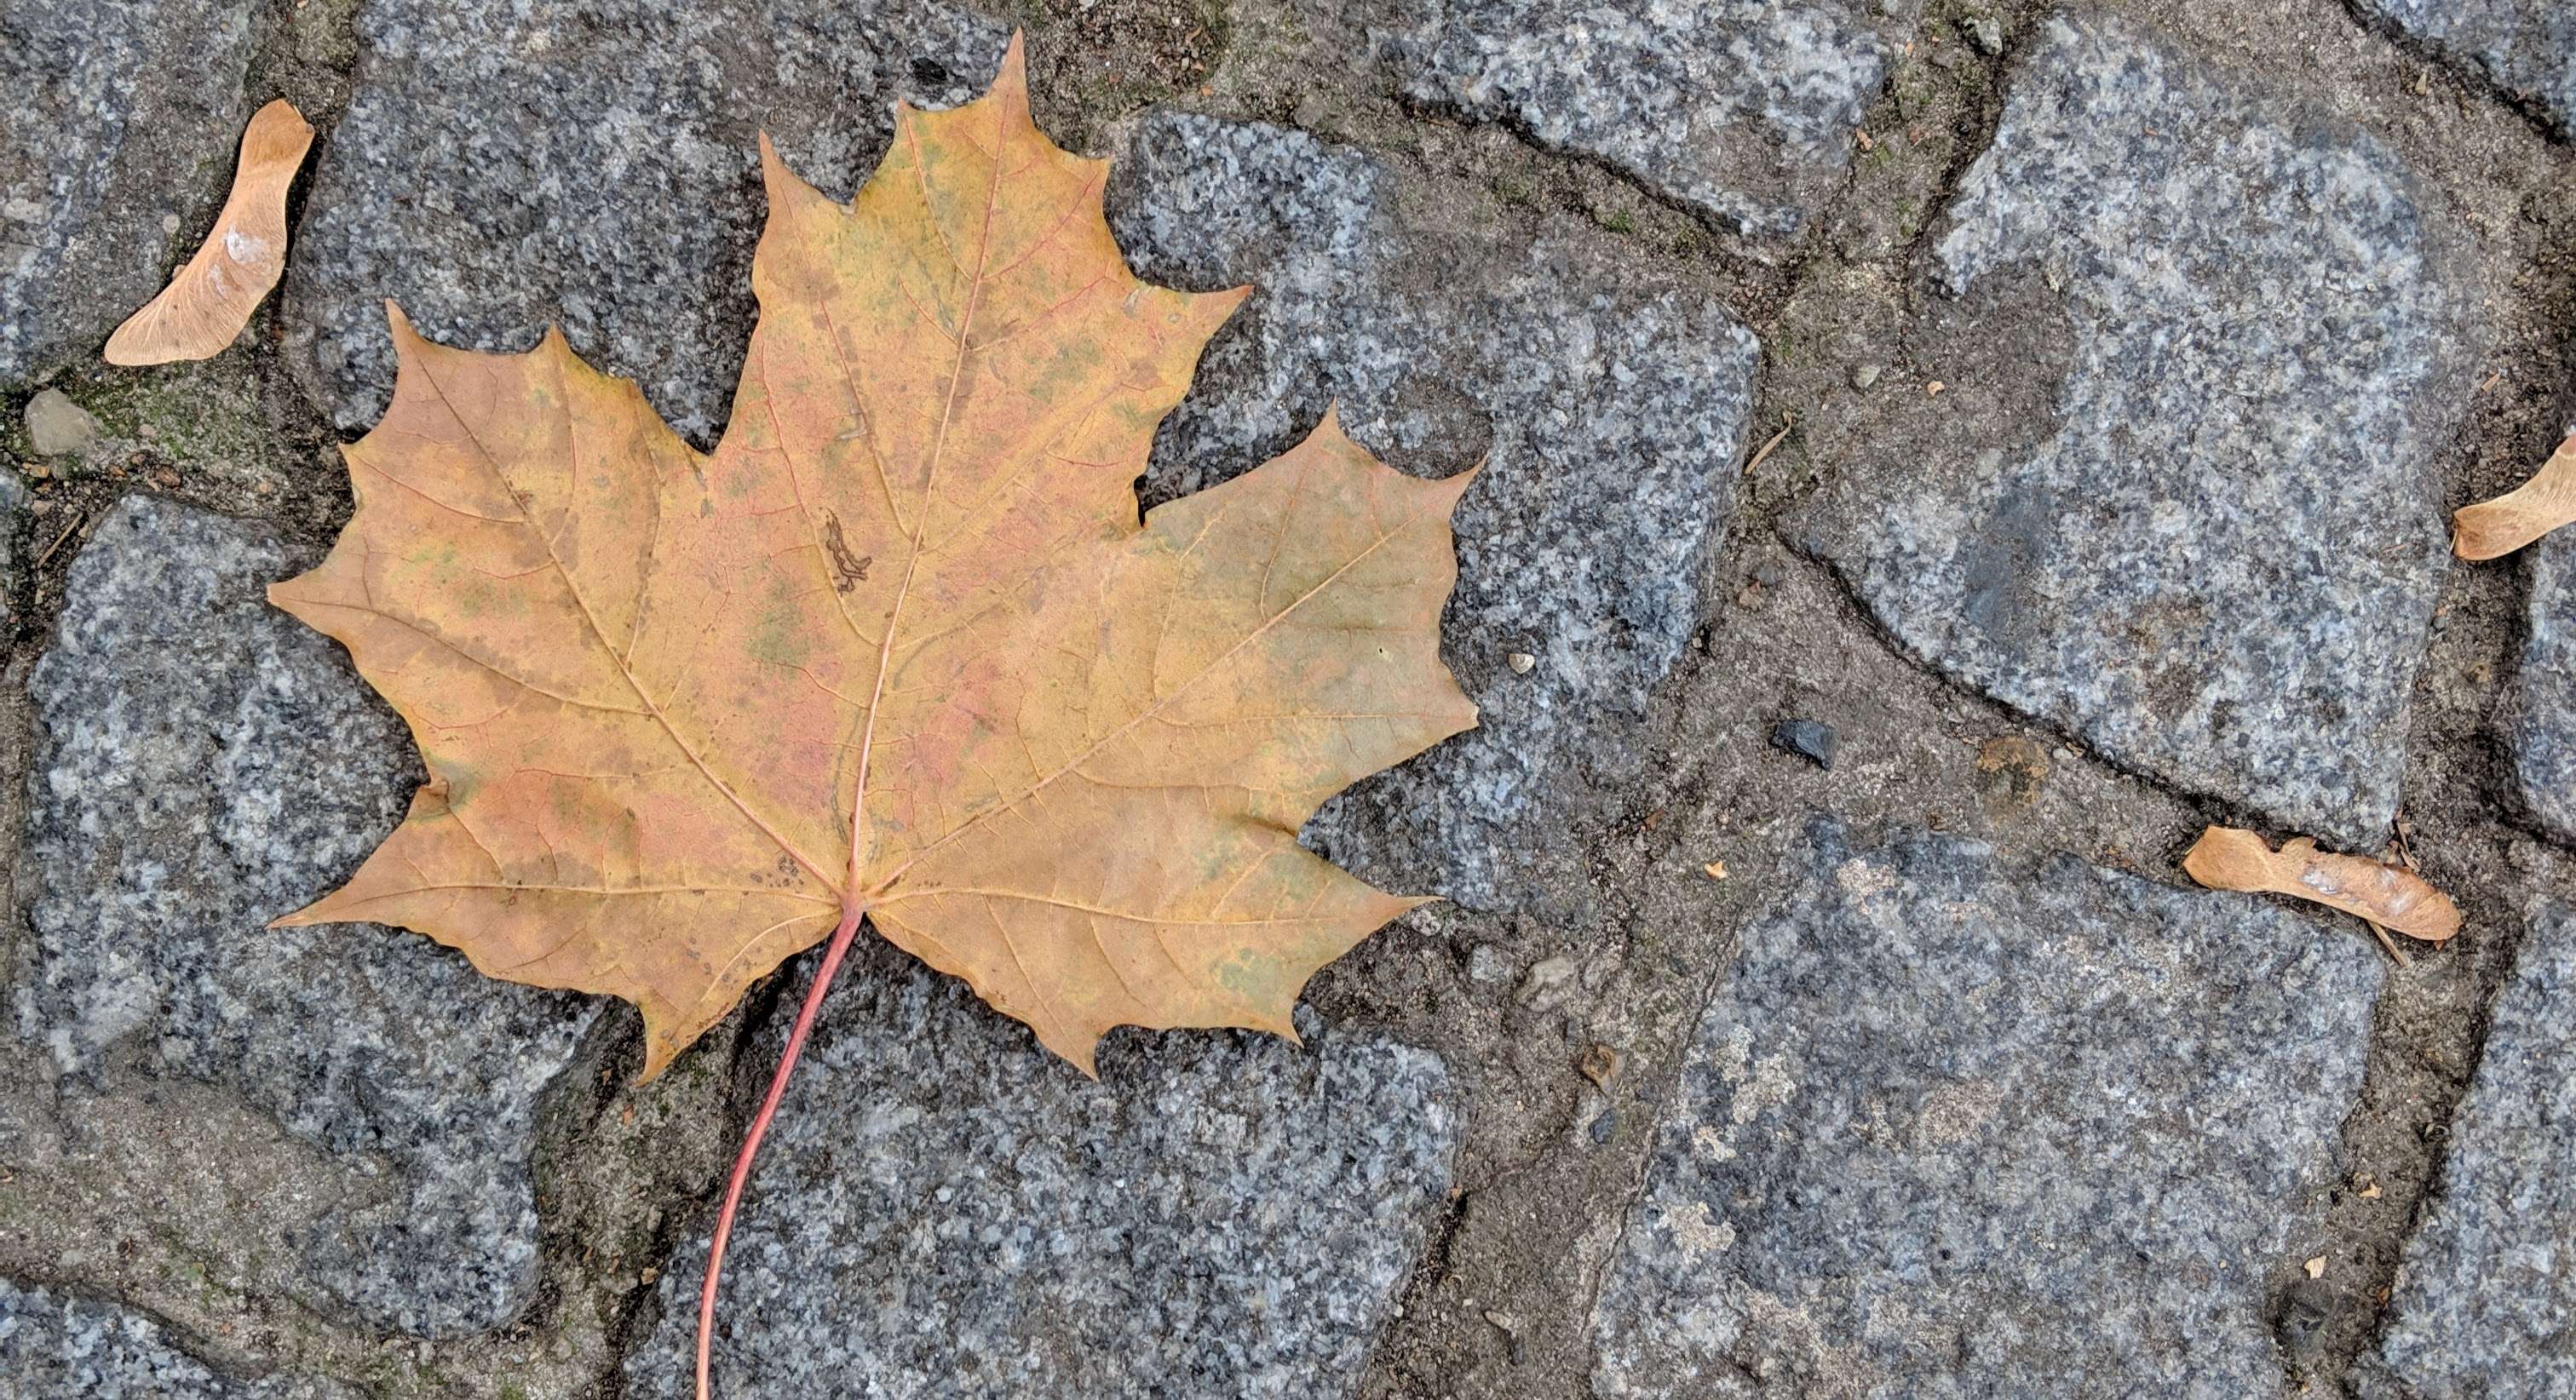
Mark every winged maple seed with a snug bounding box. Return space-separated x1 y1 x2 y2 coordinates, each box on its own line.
267 38 1475 1390
2181 826 2461 943
106 98 313 365
2453 430 2576 561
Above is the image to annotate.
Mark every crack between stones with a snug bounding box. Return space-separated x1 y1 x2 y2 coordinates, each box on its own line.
1765 526 2330 842
589 960 806 1400
1391 94 1791 254
2332 0 2575 149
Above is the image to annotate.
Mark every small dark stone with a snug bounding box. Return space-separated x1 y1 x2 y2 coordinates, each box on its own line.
1771 719 1838 770
1590 1108 1617 1145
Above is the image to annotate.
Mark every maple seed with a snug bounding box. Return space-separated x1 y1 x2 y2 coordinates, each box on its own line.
2453 431 2576 561
2181 826 2461 943
106 99 313 365
264 34 1475 1398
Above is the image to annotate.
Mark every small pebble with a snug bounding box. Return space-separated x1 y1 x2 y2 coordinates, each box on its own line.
1588 1108 1617 1145
1516 954 1578 1007
1966 17 2004 54
23 389 99 457
1850 363 1882 390
1506 651 1535 674
1770 719 1837 770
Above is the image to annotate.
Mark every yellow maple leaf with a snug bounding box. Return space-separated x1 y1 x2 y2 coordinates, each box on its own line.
269 39 1476 1081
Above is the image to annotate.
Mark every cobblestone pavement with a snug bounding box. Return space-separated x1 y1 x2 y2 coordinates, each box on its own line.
3 0 2573 1395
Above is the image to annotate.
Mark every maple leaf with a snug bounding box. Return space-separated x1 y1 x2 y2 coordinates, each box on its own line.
273 40 1474 1392
273 37 1475 1078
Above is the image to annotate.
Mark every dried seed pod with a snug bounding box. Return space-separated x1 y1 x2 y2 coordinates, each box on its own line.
104 99 313 365
2454 433 2576 562
2182 826 2460 942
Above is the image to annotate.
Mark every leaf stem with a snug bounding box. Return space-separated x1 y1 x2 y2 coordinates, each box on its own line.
695 901 867 1400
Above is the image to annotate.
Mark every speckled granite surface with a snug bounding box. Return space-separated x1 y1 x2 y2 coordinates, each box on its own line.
623 939 1456 1398
12 498 597 1337
0 0 258 382
4 0 2573 1393
1113 113 1758 911
1594 820 2380 1397
2355 902 2576 1400
1800 12 2478 850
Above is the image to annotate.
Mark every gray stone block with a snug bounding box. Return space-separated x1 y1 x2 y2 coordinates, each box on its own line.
1368 0 1923 240
2510 531 2576 841
0 1278 350 1399
1110 113 1759 909
1591 819 2381 1397
623 938 1457 1398
2355 903 2576 1400
1799 12 2478 849
12 496 597 1336
283 0 1010 444
0 0 257 384
2354 0 2575 138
